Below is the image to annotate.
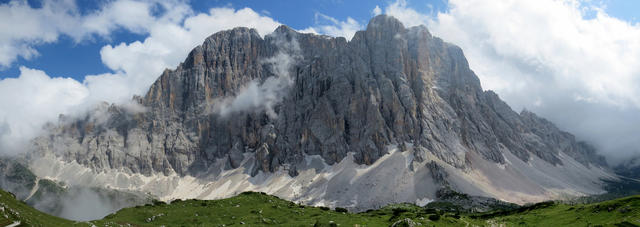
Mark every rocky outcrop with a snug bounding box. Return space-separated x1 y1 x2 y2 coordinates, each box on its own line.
615 157 640 179
30 15 607 192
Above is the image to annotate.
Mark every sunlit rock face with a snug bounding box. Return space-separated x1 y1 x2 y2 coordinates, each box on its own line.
29 15 613 208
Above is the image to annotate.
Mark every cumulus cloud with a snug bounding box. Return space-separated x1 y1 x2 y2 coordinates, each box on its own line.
384 0 431 27
212 36 301 118
384 0 640 164
0 67 88 154
0 0 191 68
0 2 283 155
300 13 363 40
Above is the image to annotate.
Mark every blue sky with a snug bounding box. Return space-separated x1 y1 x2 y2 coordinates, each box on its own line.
0 0 443 80
1 0 640 162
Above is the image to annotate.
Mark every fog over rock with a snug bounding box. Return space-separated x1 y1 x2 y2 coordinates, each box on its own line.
27 15 615 208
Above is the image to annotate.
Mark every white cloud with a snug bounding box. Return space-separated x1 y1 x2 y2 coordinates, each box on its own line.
0 67 88 154
300 13 363 40
0 0 192 68
0 0 75 66
384 0 640 163
79 0 191 39
385 0 430 27
372 5 382 16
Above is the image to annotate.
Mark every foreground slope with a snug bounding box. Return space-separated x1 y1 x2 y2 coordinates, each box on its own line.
2 188 639 227
0 189 75 226
0 157 151 221
29 15 613 209
95 192 640 226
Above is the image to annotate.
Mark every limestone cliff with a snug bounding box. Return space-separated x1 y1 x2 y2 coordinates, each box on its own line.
28 15 612 208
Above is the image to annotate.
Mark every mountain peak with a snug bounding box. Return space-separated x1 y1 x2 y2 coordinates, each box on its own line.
273 24 296 34
366 14 405 33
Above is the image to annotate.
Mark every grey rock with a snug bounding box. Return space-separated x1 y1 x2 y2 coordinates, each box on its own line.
427 161 449 185
391 218 417 227
30 15 606 181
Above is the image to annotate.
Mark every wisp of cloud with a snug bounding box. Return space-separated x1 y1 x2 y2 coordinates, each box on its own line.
211 33 302 119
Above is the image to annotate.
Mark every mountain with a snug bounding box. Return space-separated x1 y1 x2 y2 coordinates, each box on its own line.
26 15 614 210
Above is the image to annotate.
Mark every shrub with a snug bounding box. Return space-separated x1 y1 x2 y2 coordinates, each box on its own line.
335 207 348 213
152 199 166 206
392 208 408 216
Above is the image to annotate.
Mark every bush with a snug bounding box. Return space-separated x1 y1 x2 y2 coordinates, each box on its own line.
152 199 166 206
335 207 348 213
319 206 330 211
428 214 440 221
446 213 461 219
392 208 408 216
423 208 437 214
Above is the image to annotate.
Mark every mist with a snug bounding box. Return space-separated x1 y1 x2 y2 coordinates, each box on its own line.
211 34 301 118
57 188 125 221
27 186 150 222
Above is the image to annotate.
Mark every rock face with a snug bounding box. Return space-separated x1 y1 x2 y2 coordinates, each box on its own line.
615 157 640 179
29 15 613 207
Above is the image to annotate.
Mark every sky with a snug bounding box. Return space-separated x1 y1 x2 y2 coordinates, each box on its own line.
0 0 639 165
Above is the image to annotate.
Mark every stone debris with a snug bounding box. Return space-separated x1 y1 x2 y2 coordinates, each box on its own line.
145 213 165 223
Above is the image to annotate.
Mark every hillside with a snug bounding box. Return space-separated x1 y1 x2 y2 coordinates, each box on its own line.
2 188 639 226
0 189 75 226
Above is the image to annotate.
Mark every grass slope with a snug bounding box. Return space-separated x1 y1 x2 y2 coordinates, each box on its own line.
475 196 640 226
92 192 640 226
0 189 77 226
1 188 639 226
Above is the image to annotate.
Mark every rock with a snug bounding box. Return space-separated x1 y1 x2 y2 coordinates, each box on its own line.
427 161 448 185
227 142 244 169
391 218 417 227
28 15 609 203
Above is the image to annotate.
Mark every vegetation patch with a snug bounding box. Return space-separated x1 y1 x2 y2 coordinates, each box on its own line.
0 187 639 226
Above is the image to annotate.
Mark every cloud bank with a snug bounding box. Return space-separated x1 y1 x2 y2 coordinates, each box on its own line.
385 0 640 164
0 67 88 153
